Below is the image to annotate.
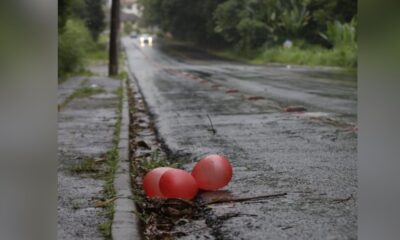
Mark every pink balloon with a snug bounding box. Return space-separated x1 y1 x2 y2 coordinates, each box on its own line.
191 154 233 191
159 169 198 200
143 167 173 198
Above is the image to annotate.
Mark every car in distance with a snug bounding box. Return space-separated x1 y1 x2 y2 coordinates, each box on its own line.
139 34 153 45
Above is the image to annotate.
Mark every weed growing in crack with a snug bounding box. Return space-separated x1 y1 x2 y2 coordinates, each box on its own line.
58 83 106 110
98 85 123 239
68 158 98 174
98 220 112 238
141 150 183 173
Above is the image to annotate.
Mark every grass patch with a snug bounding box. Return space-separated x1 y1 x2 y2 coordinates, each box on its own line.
212 45 357 69
68 158 98 174
253 46 357 68
71 199 83 210
58 82 106 110
117 71 128 81
98 85 123 239
141 150 183 173
98 219 112 238
87 33 109 64
58 69 95 84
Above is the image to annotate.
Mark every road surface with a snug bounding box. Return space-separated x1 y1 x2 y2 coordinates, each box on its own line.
123 37 357 240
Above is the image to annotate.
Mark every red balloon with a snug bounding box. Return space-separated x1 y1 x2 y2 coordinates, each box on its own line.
159 169 198 200
191 154 233 191
143 167 173 198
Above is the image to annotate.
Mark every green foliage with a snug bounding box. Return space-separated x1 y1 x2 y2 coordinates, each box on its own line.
255 45 357 68
280 0 310 38
69 158 98 173
59 82 106 109
58 0 70 31
124 22 134 35
213 0 311 52
141 150 182 173
69 0 87 19
58 19 95 77
61 0 106 41
84 0 106 41
322 18 357 48
139 0 226 46
133 0 358 67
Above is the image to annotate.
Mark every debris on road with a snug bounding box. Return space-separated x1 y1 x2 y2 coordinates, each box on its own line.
206 114 217 135
284 106 307 112
201 192 287 206
247 96 265 101
225 89 239 93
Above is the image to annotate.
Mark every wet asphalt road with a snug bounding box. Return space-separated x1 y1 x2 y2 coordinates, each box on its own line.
123 37 357 240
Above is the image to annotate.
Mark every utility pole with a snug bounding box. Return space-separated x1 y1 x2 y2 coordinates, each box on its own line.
108 0 120 76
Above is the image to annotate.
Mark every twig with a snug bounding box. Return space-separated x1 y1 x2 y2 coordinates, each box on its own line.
331 195 353 203
202 193 287 206
207 114 217 135
95 196 118 208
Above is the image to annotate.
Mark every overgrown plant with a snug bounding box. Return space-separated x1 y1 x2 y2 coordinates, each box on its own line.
58 19 94 76
321 18 357 48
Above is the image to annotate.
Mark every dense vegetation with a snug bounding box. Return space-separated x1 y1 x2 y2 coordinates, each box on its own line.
138 0 357 68
58 0 107 78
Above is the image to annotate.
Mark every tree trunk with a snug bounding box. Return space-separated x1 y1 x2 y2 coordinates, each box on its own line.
108 0 120 76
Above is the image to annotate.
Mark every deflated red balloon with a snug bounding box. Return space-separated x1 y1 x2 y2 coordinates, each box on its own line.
191 154 233 191
159 169 198 200
143 167 173 198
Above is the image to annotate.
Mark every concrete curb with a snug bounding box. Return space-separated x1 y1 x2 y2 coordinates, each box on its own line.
111 79 141 240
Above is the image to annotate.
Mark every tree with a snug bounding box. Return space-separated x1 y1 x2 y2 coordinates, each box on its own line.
138 0 226 46
85 0 106 41
58 0 70 32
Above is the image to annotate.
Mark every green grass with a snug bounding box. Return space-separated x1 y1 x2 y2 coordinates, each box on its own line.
254 46 357 68
213 45 357 69
87 33 109 64
98 220 112 238
68 158 98 174
141 150 183 173
58 69 95 84
117 71 128 81
58 84 106 110
98 85 123 239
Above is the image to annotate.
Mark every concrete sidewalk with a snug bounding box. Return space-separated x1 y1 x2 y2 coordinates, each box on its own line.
58 75 121 239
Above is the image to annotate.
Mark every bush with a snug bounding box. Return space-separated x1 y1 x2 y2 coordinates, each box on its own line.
321 18 357 48
124 22 134 35
58 19 94 77
255 45 356 68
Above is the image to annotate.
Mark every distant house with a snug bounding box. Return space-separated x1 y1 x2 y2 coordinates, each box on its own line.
106 0 141 23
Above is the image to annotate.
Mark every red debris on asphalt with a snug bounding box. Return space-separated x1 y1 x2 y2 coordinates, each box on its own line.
284 106 307 112
247 96 265 101
225 89 239 93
